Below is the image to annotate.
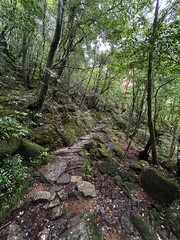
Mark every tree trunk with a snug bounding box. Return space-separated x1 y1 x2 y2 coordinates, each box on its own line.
28 0 65 111
147 0 159 165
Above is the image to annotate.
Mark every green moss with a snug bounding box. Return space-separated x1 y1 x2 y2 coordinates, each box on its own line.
130 162 142 171
131 213 153 240
141 168 180 205
35 123 63 149
87 213 101 240
63 124 76 146
123 181 137 192
93 134 105 144
113 145 124 158
16 140 52 166
138 160 150 168
97 147 110 158
114 175 123 186
98 159 120 177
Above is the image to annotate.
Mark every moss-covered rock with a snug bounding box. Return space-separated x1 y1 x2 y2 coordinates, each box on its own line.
130 162 142 171
0 138 21 160
131 213 153 240
97 147 111 159
114 175 123 187
123 181 138 192
35 123 63 149
141 168 180 205
16 140 48 162
164 200 180 238
113 145 124 158
93 134 105 144
130 160 149 172
63 124 76 146
98 159 120 177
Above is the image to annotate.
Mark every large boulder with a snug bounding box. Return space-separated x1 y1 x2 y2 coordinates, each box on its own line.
141 168 180 205
164 200 180 238
35 123 63 149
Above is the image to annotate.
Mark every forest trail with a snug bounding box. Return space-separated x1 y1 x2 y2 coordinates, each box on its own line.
0 123 178 240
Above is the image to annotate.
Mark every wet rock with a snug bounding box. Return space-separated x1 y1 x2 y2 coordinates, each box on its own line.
7 223 24 240
43 162 67 182
57 189 68 201
38 228 50 240
164 200 180 238
33 191 56 202
59 213 101 240
121 216 134 234
57 173 71 184
51 205 66 220
77 181 96 197
141 168 180 205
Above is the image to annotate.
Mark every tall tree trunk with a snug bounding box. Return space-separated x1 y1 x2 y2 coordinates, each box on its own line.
147 0 159 165
28 0 65 111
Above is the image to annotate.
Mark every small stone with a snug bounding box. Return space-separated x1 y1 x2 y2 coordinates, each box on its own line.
121 216 134 234
57 189 68 201
77 181 96 197
50 205 66 220
7 224 24 240
43 198 60 209
38 228 50 240
33 191 56 202
71 175 82 182
43 162 67 182
57 173 71 184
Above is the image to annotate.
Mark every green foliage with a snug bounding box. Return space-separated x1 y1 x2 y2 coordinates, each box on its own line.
0 113 29 140
0 154 28 219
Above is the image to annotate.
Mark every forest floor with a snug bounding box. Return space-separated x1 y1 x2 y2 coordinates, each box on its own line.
0 120 179 240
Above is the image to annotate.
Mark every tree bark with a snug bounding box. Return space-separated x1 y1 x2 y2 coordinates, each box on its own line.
147 0 159 165
28 0 65 111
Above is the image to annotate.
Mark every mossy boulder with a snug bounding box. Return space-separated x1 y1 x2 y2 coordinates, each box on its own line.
93 134 105 144
0 138 21 160
98 159 120 177
63 124 76 146
164 200 180 238
130 160 149 172
141 168 180 205
131 213 153 240
16 140 48 162
35 123 63 149
113 145 124 158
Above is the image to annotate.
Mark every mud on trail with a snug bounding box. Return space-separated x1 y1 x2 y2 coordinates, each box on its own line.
0 123 178 240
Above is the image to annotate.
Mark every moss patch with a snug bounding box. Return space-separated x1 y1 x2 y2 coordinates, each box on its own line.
63 124 76 146
98 159 120 177
131 213 153 240
113 145 124 158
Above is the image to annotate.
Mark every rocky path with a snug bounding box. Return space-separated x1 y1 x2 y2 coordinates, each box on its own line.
0 123 179 240
0 123 106 240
